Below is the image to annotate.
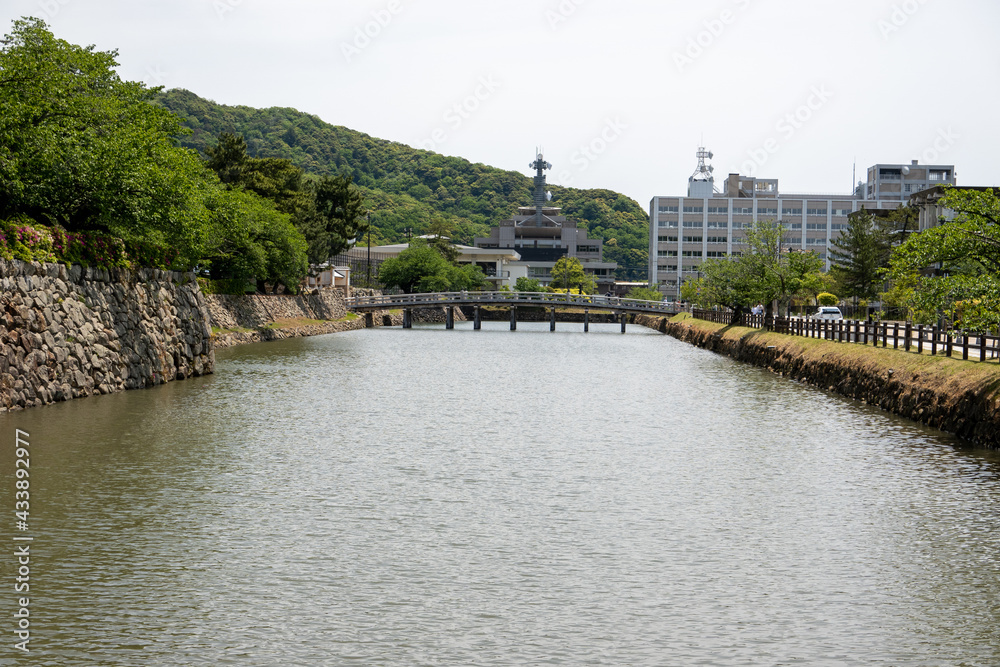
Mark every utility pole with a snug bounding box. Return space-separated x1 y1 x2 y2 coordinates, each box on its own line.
366 210 372 287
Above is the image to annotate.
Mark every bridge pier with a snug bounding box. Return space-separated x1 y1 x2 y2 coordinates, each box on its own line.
550 308 556 332
402 309 412 329
620 313 627 334
364 312 374 328
510 306 517 331
584 309 589 333
474 305 481 330
446 306 454 330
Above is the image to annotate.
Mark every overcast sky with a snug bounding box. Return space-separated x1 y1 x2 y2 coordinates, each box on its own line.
5 0 998 206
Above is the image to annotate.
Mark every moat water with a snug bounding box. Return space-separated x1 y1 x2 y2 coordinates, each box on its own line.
2 321 1000 666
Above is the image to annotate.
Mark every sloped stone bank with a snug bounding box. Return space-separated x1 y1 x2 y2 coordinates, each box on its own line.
0 259 213 411
634 314 1000 450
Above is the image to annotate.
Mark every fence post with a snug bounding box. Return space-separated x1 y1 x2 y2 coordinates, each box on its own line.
946 331 953 358
980 333 987 362
863 319 868 345
893 323 899 349
904 322 911 351
962 331 969 360
883 322 889 348
917 324 923 354
930 325 937 356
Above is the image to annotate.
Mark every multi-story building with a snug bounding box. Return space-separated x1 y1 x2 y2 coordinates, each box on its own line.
648 149 957 298
476 153 617 290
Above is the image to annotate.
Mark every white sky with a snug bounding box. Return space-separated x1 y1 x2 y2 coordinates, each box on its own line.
5 0 999 205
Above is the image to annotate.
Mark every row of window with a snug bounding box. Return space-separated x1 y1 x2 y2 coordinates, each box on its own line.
658 207 855 220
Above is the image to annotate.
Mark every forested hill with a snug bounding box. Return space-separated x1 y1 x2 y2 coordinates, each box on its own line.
156 89 649 278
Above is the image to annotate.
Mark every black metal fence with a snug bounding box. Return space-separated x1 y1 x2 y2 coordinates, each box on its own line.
691 309 1000 362
329 252 395 291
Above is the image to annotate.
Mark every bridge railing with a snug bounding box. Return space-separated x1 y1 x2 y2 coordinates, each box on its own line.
348 291 679 314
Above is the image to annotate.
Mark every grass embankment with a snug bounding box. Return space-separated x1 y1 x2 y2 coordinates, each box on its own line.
670 313 1000 404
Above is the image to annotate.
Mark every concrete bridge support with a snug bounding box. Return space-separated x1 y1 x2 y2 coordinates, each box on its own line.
550 308 556 332
584 309 590 333
510 306 517 331
446 306 455 330
620 313 627 334
474 305 481 330
402 309 412 329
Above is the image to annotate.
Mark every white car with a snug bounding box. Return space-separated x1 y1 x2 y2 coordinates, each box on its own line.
812 306 843 320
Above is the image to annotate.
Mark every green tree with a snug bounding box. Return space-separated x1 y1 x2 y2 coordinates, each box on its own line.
550 256 596 294
377 240 485 293
829 210 889 300
886 187 1000 330
625 286 664 302
306 174 367 262
0 18 208 259
514 277 545 292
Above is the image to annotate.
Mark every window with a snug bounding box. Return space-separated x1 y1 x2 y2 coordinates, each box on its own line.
880 168 902 181
832 208 852 216
806 223 826 230
782 207 802 215
758 207 778 216
831 223 847 231
683 205 704 213
786 222 802 230
706 251 727 258
706 221 727 229
658 235 677 243
682 250 703 257
805 237 827 245
707 206 729 214
658 220 678 228
929 170 950 182
807 208 827 216
733 207 753 215
659 264 678 271
658 250 677 257
658 205 679 213
706 236 728 244
577 245 600 253
683 236 703 243
682 221 702 228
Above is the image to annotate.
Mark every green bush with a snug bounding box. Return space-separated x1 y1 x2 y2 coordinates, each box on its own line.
817 292 839 306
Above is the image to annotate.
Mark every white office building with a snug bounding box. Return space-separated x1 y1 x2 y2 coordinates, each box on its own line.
648 149 957 298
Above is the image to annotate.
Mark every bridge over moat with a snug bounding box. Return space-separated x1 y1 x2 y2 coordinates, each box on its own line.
347 292 680 333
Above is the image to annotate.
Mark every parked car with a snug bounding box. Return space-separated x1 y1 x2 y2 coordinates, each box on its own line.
811 306 843 320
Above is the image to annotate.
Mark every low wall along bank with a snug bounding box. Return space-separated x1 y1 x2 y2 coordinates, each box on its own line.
0 259 214 411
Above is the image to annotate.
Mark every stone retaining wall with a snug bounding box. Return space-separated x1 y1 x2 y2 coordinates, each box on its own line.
204 291 347 330
0 259 213 411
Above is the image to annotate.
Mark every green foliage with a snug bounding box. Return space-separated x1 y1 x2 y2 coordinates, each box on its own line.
514 277 546 293
817 292 838 306
156 89 651 279
550 256 596 294
0 19 309 286
377 240 483 293
886 187 1000 331
0 18 203 259
625 286 664 302
0 217 177 268
695 222 825 314
829 210 888 300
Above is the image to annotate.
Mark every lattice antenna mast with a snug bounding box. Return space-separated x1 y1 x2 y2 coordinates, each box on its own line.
530 149 552 225
690 147 715 182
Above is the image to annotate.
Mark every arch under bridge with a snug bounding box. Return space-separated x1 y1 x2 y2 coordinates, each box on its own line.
347 292 680 333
